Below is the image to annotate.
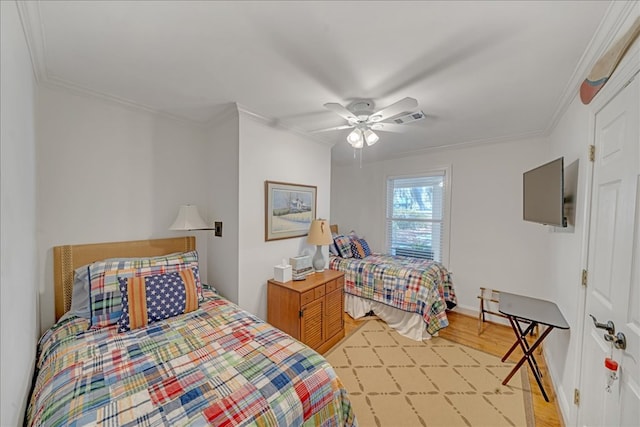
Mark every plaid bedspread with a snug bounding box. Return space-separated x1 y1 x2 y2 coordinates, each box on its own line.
329 254 457 335
27 291 356 426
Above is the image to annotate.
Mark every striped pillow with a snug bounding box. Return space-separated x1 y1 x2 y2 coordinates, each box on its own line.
88 251 202 329
350 240 364 258
117 269 199 332
333 235 354 258
359 238 372 256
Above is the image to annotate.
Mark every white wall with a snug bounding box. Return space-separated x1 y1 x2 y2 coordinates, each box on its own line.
544 92 591 425
545 9 640 422
331 137 551 314
36 86 210 331
204 105 240 303
1 2 39 425
238 112 333 320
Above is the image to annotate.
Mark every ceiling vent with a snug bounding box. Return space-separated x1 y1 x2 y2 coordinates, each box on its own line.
393 111 426 124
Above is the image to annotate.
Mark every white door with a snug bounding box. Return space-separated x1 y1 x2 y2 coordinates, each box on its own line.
578 74 640 426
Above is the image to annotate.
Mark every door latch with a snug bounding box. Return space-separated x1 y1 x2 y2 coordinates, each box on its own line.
589 314 615 335
590 314 626 350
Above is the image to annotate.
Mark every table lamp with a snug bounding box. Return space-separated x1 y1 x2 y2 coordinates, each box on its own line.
307 219 333 272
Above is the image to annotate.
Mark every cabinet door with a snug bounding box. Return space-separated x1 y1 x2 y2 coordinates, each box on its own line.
325 288 343 339
300 298 325 350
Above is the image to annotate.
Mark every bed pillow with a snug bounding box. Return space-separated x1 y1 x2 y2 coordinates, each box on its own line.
350 238 372 259
69 264 92 319
70 256 155 319
88 251 202 329
359 238 372 256
329 242 339 256
117 268 199 332
333 235 354 258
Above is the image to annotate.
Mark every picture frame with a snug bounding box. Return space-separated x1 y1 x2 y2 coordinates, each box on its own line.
265 181 317 241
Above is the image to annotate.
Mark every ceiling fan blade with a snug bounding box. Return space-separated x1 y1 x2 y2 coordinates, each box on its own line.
309 124 354 133
372 123 410 133
369 97 419 122
324 102 357 121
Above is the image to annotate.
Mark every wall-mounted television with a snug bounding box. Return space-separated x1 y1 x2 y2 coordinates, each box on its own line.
523 157 567 227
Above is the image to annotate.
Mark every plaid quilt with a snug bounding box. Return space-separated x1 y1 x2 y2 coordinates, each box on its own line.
329 254 457 335
27 291 356 427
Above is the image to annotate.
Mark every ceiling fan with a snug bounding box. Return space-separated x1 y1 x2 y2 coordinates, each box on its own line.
313 97 425 148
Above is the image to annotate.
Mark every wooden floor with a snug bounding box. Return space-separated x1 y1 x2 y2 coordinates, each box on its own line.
342 311 564 427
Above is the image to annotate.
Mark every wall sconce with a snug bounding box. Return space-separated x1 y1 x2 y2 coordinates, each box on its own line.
170 205 222 236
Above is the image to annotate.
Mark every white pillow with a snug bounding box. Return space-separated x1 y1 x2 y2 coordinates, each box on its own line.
69 264 91 319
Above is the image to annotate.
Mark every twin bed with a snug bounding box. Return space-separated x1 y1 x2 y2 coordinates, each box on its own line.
27 237 355 426
27 230 456 425
328 226 457 340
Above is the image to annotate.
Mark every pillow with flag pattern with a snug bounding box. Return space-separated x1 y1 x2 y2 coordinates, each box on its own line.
88 251 202 329
117 268 199 332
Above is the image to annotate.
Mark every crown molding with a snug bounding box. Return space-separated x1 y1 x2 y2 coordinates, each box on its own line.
237 104 335 147
16 0 208 126
333 129 547 166
16 0 47 83
43 75 209 127
545 0 639 134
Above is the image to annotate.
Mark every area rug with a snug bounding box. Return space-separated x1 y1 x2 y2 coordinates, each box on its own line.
325 320 534 427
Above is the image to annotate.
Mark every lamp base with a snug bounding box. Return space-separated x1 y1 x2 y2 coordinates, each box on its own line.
312 245 325 272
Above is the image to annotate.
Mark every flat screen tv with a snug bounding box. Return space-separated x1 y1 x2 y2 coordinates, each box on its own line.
523 157 566 227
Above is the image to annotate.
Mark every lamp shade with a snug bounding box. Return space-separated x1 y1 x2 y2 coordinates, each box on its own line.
364 129 379 146
307 219 333 245
169 205 209 230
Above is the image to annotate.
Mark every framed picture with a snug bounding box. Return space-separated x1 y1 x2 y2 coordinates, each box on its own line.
265 181 317 241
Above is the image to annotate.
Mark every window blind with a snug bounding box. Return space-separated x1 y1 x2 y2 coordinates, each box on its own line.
386 172 446 262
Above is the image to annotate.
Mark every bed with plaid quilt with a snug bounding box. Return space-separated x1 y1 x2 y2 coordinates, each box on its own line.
329 254 457 335
26 291 355 426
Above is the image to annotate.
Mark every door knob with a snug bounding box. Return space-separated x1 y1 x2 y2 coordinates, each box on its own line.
604 331 627 350
589 314 615 335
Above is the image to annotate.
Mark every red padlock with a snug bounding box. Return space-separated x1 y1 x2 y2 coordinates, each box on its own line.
605 357 619 371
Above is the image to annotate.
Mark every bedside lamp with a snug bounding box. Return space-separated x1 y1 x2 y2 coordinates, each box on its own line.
307 219 333 272
169 205 212 230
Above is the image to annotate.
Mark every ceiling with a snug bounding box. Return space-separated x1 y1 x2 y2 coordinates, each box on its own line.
22 1 614 164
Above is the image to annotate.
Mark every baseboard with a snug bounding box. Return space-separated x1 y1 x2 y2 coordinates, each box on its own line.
543 346 571 426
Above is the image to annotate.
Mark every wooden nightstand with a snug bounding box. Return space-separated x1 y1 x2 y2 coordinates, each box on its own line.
267 270 345 354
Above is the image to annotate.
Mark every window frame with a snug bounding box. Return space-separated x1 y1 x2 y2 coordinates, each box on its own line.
385 165 452 266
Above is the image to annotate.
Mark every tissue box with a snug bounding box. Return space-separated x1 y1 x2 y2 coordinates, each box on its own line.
274 264 292 283
290 255 313 280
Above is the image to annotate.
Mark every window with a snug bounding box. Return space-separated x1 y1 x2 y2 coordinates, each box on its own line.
386 169 449 263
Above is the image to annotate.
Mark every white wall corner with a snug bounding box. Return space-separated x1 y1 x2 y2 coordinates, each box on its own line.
15 0 46 83
543 346 573 426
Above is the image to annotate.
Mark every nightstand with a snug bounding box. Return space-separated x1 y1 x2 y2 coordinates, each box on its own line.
267 270 345 354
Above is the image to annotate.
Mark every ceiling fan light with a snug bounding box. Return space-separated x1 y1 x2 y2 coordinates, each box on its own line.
364 129 379 146
351 137 364 149
347 129 362 145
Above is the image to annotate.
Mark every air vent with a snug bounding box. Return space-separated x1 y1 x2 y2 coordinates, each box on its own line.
393 110 426 124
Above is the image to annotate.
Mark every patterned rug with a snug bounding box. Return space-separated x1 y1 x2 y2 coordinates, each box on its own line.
325 320 534 427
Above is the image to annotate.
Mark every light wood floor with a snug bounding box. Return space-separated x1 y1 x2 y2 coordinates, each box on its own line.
342 311 564 427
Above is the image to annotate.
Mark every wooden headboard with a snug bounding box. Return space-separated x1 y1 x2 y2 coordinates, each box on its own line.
53 236 196 321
